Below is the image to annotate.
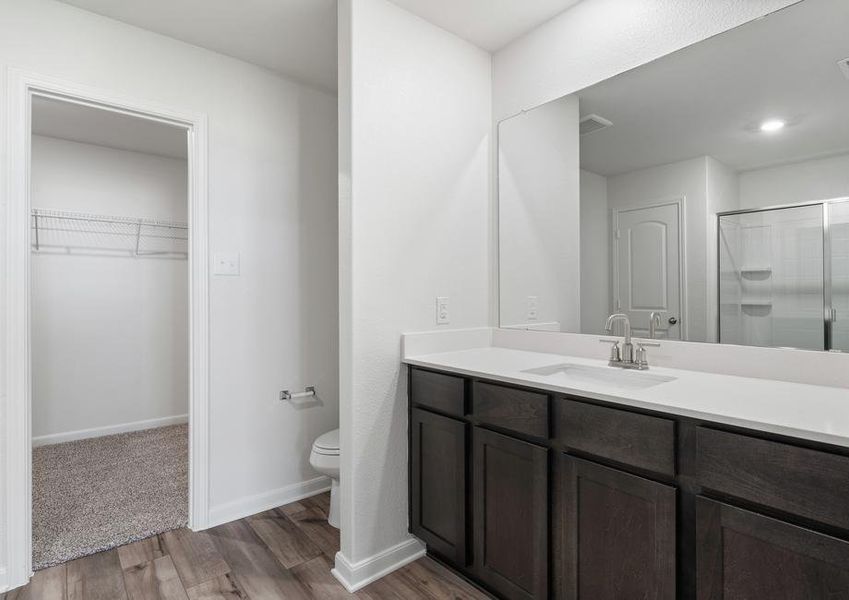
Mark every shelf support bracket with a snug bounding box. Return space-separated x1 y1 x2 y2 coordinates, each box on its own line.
135 219 142 256
33 209 40 251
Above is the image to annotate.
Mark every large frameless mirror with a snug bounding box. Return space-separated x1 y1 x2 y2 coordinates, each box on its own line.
497 0 849 350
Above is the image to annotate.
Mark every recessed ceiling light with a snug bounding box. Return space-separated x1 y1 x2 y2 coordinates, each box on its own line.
760 119 786 133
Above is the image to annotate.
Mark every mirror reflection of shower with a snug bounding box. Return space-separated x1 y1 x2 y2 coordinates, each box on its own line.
718 199 849 351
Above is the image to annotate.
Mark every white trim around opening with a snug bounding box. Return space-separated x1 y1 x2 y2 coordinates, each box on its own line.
1 68 210 591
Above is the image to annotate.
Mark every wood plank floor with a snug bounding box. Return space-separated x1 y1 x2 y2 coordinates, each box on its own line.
4 493 492 599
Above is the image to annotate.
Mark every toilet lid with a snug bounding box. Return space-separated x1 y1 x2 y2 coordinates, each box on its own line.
313 429 340 454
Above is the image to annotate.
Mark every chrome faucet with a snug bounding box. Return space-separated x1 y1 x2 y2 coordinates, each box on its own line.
649 312 662 340
605 313 634 363
602 313 660 370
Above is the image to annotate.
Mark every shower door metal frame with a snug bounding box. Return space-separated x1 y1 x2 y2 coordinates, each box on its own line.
716 196 849 351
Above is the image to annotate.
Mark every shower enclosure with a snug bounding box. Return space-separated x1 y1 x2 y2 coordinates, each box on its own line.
718 199 849 351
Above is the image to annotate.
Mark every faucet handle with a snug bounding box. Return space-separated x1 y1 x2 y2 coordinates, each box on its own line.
600 338 621 362
634 341 660 369
636 340 661 348
635 344 648 368
609 341 621 363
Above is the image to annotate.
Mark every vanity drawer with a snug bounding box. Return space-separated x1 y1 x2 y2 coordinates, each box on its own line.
696 427 849 530
553 398 676 476
472 381 549 439
410 368 466 417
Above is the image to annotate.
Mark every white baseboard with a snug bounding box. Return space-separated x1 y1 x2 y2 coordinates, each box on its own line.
331 537 426 592
207 476 331 528
32 414 189 447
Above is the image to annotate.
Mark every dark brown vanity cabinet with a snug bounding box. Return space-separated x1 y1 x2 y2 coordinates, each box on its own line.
554 454 676 600
696 497 849 599
472 427 548 600
410 407 468 566
473 381 549 439
695 426 849 530
407 366 849 599
410 368 466 417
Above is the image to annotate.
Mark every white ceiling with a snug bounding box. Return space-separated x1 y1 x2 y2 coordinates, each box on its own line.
58 0 582 94
57 0 338 92
32 96 188 159
577 0 849 177
387 0 583 51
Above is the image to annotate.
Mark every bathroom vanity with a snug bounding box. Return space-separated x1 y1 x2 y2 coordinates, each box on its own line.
444 2 849 596
404 348 849 600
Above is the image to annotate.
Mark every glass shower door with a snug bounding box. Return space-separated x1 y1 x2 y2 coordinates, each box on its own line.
828 201 849 352
718 205 825 350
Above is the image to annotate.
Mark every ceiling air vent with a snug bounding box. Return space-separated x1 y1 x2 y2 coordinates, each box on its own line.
839 58 849 81
580 114 613 136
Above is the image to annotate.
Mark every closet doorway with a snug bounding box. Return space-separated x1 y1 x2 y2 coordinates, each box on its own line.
2 72 209 589
31 95 192 570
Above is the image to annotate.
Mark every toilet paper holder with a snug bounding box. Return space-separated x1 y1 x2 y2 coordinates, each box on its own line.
280 386 316 401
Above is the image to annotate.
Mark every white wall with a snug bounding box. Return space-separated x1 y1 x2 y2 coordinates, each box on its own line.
0 0 339 561
337 0 491 581
739 152 849 209
580 169 609 335
492 0 800 120
706 156 740 342
498 95 580 331
31 136 188 443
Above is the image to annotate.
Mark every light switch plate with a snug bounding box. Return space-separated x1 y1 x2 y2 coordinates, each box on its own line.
436 297 450 325
527 296 539 321
213 252 240 276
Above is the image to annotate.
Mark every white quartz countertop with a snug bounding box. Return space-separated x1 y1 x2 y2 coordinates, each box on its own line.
404 347 849 448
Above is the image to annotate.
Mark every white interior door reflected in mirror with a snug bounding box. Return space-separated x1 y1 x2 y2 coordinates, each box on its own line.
613 202 682 340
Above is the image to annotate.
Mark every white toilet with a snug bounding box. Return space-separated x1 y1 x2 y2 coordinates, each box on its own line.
309 429 340 529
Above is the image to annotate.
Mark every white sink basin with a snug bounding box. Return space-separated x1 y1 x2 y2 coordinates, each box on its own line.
522 362 676 390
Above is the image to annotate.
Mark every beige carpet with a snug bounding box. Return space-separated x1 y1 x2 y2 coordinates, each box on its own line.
32 424 188 570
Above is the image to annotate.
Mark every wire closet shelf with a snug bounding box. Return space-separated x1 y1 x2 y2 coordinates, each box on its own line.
31 208 188 258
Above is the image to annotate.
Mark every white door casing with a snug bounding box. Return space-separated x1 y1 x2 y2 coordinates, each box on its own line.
1 68 210 591
613 200 686 340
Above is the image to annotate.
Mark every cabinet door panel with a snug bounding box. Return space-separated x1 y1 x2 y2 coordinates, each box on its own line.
410 408 467 565
473 427 548 600
555 454 676 600
697 497 849 600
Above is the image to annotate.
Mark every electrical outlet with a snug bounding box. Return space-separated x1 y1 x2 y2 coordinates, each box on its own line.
527 296 539 321
436 297 450 325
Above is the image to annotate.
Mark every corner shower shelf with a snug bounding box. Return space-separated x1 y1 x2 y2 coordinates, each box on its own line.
31 208 188 258
740 266 772 274
740 299 773 307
